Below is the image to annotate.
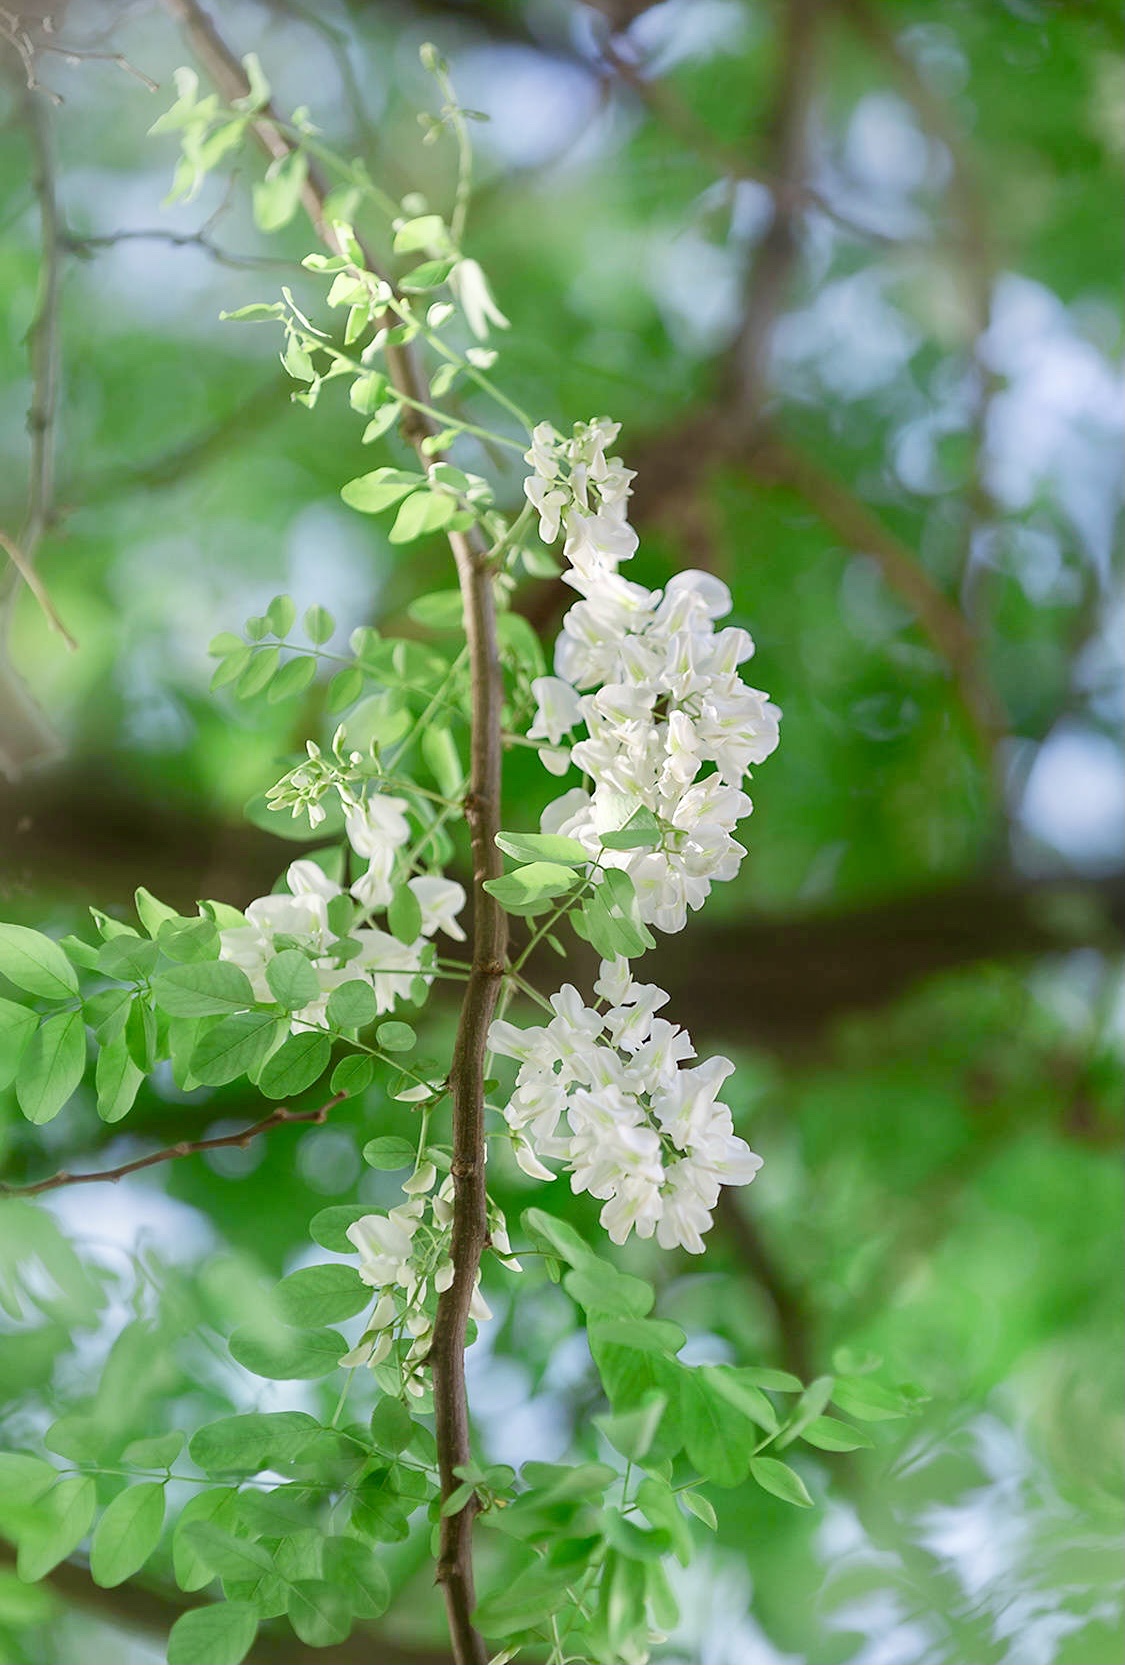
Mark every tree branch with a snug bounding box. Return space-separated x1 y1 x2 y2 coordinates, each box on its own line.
0 1096 344 1198
157 10 502 1654
753 433 1007 763
598 25 889 251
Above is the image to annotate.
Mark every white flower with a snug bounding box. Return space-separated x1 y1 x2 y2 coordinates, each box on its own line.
345 794 410 858
408 875 467 941
347 1208 421 1290
488 960 761 1253
285 859 342 902
450 257 509 339
528 676 584 747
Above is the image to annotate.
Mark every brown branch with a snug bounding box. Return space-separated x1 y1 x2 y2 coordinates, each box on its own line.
0 1096 344 1198
157 9 501 1655
600 17 890 252
0 1544 461 1665
717 1191 815 1381
727 0 824 433
753 434 1007 765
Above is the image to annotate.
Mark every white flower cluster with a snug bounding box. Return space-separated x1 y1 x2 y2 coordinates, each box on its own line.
343 1178 518 1389
523 418 780 934
220 790 465 1031
489 958 761 1253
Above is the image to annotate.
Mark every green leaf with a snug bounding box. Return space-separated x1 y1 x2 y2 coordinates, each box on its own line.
304 605 335 646
236 645 280 699
799 1415 875 1452
738 1367 804 1393
229 1323 347 1380
95 1032 144 1123
17 1474 96 1582
267 654 318 703
349 371 389 414
265 593 296 637
134 886 179 938
368 1397 414 1455
90 1482 165 1588
287 1578 353 1646
495 832 589 867
522 1207 601 1269
401 256 456 291
340 468 424 515
309 1203 372 1253
275 1264 368 1327
0 924 78 999
190 1013 282 1086
167 1601 259 1665
594 1394 667 1463
749 1456 814 1507
375 1020 415 1053
16 1012 86 1125
775 1374 835 1449
44 1415 104 1462
0 1454 58 1506
321 1535 390 1618
406 589 464 630
326 664 365 713
172 1488 240 1592
680 1369 754 1487
680 1489 717 1529
253 149 308 232
388 489 456 545
181 1523 274 1583
702 1366 781 1435
330 1054 374 1097
211 646 254 690
598 805 662 851
257 1031 331 1099
387 884 422 945
420 724 463 797
564 1266 654 1319
591 1317 685 1355
265 950 320 1011
325 980 378 1029
392 213 446 252
95 933 160 981
0 997 37 1091
151 961 256 1017
831 1376 911 1422
189 1413 320 1474
122 1432 185 1467
482 862 580 910
362 1136 416 1170
158 917 221 964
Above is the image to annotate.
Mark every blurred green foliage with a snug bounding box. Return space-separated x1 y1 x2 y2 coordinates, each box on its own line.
0 0 1121 1661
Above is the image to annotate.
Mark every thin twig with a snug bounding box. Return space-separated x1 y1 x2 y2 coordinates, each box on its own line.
62 225 300 271
599 28 892 250
158 8 501 1656
0 528 75 648
0 1095 344 1198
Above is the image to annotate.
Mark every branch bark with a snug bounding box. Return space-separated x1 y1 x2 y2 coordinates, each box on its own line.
158 9 502 1654
0 1096 343 1197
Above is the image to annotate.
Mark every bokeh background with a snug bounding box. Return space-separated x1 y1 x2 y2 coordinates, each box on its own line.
0 0 1122 1660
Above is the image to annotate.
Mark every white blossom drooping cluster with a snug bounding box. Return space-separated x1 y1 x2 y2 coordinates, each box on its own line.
220 788 466 1032
342 1177 518 1392
523 417 781 934
489 958 762 1253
